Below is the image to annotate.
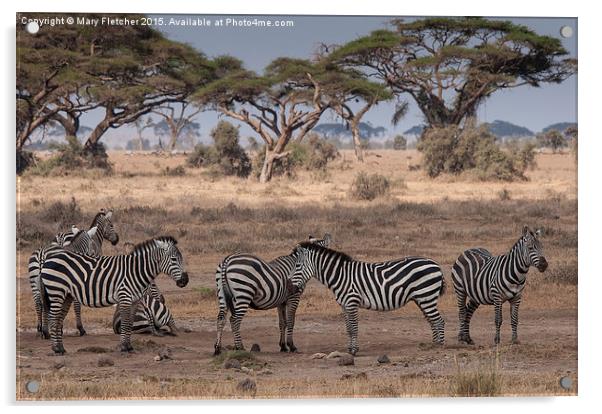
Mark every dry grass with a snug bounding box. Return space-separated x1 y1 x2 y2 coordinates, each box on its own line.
15 149 577 399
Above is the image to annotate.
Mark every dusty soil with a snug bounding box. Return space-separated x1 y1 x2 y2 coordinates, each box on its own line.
16 149 578 399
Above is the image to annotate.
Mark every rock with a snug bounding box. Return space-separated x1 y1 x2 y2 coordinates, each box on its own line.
53 362 65 370
241 366 254 374
154 355 162 362
341 372 367 380
404 362 409 368
311 353 327 359
236 378 257 396
97 357 114 367
258 369 273 376
250 343 261 352
224 358 241 370
377 354 390 364
337 354 355 366
326 351 346 359
182 327 192 333
158 347 172 360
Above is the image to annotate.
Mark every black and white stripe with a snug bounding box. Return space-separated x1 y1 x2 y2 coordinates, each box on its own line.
38 236 188 354
213 234 332 355
290 242 446 355
112 288 178 337
451 225 548 345
29 209 120 337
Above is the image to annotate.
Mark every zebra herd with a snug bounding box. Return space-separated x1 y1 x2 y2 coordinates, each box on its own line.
27 209 548 356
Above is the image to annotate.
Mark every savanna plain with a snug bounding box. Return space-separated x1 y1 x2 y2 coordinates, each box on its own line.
16 149 577 399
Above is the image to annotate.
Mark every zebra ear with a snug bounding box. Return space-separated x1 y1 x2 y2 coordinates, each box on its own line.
71 225 81 235
105 210 113 219
155 240 169 250
522 225 529 236
323 233 333 246
87 226 98 238
535 228 543 237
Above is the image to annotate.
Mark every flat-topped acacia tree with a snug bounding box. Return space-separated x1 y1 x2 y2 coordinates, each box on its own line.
316 65 393 162
329 17 576 129
194 57 331 183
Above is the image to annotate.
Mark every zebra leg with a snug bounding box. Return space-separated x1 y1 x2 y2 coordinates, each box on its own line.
214 308 228 356
48 300 67 355
118 300 134 352
40 300 50 340
229 305 250 351
34 291 45 338
285 293 301 353
167 319 179 336
342 305 359 356
416 300 445 345
277 304 288 352
456 291 469 343
463 299 480 345
494 301 503 345
73 299 86 336
510 297 521 344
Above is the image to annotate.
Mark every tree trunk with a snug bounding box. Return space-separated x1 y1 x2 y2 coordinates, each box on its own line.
350 119 364 162
168 131 178 151
259 148 275 183
83 120 110 152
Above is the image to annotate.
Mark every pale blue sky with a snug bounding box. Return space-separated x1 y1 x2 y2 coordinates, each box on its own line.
75 15 578 145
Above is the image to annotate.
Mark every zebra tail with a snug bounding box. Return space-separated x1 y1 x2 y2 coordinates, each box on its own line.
219 256 236 315
438 269 447 297
37 271 50 313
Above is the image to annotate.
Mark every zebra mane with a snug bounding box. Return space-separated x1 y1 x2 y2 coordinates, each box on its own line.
131 236 178 254
297 241 353 262
90 212 105 227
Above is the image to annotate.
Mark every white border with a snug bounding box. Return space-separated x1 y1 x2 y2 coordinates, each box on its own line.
3 0 600 412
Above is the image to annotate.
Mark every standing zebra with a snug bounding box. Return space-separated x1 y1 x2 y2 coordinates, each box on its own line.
451 225 548 345
112 289 178 337
38 236 188 354
290 242 446 355
214 234 332 355
29 208 120 337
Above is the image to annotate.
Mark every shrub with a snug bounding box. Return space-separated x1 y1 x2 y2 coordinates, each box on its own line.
162 165 186 176
537 129 568 153
417 124 532 181
16 150 37 175
40 197 83 227
26 136 112 176
393 134 407 150
186 121 251 177
252 133 339 178
349 172 390 201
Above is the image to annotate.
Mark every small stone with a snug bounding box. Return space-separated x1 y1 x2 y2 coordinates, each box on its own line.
377 354 390 364
224 358 241 370
154 355 162 362
182 327 192 333
311 353 327 359
404 362 409 368
236 378 257 395
258 369 273 376
53 362 65 370
97 357 114 367
337 354 355 366
158 347 172 360
241 366 253 374
250 343 261 352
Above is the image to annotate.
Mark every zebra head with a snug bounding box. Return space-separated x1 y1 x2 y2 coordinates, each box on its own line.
54 225 81 247
308 233 333 248
154 237 189 288
92 209 120 246
521 225 548 272
289 244 317 295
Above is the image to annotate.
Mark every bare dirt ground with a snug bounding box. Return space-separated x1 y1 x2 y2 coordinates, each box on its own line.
16 149 578 399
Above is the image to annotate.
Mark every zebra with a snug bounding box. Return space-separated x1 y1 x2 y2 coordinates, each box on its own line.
28 208 120 337
289 242 446 355
451 225 548 345
38 236 188 354
112 287 178 337
214 234 332 355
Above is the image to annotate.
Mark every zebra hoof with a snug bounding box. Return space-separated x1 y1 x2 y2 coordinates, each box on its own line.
120 344 134 353
78 328 87 337
52 345 66 355
213 345 222 356
279 345 288 352
511 339 521 345
287 343 297 353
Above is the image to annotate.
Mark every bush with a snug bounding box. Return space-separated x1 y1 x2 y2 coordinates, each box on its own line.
349 172 390 201
537 129 568 153
252 133 339 178
186 121 251 177
393 135 407 150
40 197 83 227
162 165 186 176
26 136 112 176
417 124 533 181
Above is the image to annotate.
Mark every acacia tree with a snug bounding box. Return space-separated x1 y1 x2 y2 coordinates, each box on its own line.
318 67 393 161
329 17 576 129
152 102 203 151
195 57 331 182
